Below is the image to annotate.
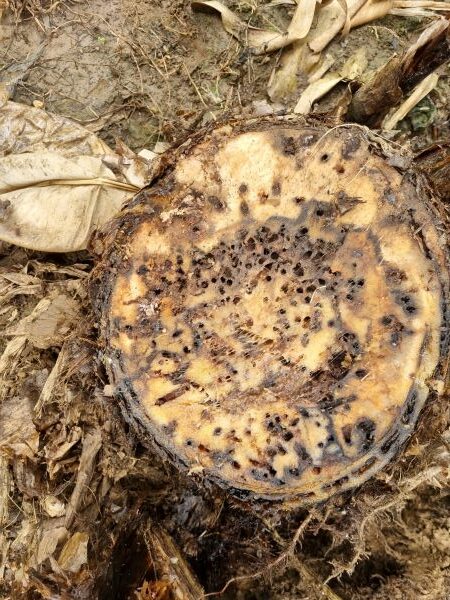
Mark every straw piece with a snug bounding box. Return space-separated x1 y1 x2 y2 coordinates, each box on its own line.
382 72 440 130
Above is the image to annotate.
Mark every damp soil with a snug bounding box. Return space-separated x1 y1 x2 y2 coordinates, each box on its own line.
0 2 449 600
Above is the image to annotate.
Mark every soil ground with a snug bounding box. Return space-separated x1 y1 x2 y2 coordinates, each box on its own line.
0 1 449 599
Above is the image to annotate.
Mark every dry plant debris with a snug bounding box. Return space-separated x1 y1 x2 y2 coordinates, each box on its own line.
0 102 156 252
382 71 441 130
294 47 367 113
192 1 293 53
415 141 450 199
349 17 450 126
142 521 205 599
192 0 450 118
94 116 449 505
192 0 323 54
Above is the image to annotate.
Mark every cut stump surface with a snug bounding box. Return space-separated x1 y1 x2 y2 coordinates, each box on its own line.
95 118 449 503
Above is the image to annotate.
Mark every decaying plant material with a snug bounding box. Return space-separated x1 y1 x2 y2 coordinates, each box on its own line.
0 102 153 252
93 116 449 505
382 71 441 130
415 142 450 199
294 48 367 114
349 17 450 126
192 0 302 54
192 0 450 112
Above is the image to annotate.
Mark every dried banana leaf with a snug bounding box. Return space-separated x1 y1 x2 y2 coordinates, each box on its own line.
350 0 393 28
0 101 110 157
0 102 143 252
0 152 132 252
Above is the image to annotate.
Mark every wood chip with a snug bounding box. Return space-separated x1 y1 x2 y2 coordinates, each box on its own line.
58 531 89 573
10 519 35 554
0 336 27 403
64 430 102 529
5 293 80 350
0 533 10 581
0 271 42 305
144 522 205 600
35 345 68 415
0 457 10 527
44 424 83 478
35 526 68 566
0 395 39 459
